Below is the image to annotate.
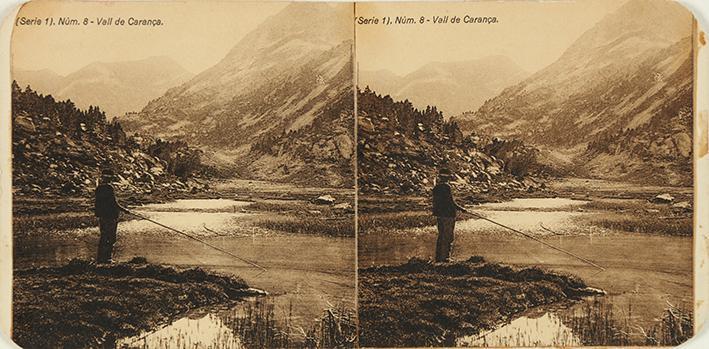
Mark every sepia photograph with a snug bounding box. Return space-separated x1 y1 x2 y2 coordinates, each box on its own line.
4 0 706 348
11 1 355 348
356 0 694 347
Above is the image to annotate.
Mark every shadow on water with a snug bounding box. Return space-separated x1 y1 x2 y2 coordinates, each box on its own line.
116 298 356 349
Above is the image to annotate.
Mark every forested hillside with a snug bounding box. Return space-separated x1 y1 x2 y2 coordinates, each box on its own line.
12 81 206 196
358 87 546 195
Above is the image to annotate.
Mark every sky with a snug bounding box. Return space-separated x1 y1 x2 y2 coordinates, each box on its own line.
356 0 628 76
10 0 676 78
12 1 289 75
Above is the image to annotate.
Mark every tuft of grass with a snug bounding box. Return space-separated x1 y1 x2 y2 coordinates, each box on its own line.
583 199 648 212
247 200 302 213
563 297 693 347
358 211 479 234
254 216 354 237
310 304 357 348
594 217 692 236
358 212 435 233
563 297 631 346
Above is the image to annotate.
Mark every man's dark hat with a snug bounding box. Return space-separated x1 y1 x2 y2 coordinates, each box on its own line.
100 168 115 180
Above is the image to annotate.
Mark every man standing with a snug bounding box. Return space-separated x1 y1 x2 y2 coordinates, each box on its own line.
432 168 467 262
94 169 127 263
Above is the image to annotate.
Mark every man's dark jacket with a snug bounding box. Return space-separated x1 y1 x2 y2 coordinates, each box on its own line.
432 182 457 218
95 184 120 219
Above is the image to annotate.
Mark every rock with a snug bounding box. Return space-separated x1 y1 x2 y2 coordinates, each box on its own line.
314 195 336 205
672 201 692 211
672 132 692 158
150 166 164 176
650 193 674 204
333 202 352 210
334 134 353 159
15 116 36 133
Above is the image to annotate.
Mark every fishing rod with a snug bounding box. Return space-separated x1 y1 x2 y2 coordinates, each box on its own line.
463 209 606 271
125 210 268 272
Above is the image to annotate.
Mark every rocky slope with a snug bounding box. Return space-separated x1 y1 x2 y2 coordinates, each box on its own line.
12 82 206 197
246 87 354 188
456 0 693 185
13 56 193 118
360 56 527 117
358 88 545 195
122 3 354 187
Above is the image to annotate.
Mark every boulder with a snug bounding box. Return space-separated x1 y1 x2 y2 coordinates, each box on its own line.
650 193 674 204
150 166 164 176
15 116 36 133
672 132 692 158
314 195 336 205
334 134 354 159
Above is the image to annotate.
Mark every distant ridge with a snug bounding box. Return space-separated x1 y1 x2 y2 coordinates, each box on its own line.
13 56 193 118
360 55 527 117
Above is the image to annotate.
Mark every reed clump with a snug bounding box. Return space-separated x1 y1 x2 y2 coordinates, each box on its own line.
225 300 356 348
643 302 692 346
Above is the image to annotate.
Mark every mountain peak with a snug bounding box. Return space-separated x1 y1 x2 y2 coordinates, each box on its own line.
221 2 350 61
457 0 693 185
562 0 691 59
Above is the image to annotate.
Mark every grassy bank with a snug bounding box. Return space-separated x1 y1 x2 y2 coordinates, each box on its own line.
13 258 260 348
358 257 598 347
583 197 692 236
248 198 355 237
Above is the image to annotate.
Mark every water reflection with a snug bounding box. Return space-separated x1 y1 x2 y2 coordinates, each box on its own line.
139 199 252 212
457 210 591 235
477 198 589 210
457 312 581 347
119 211 252 235
117 312 243 349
